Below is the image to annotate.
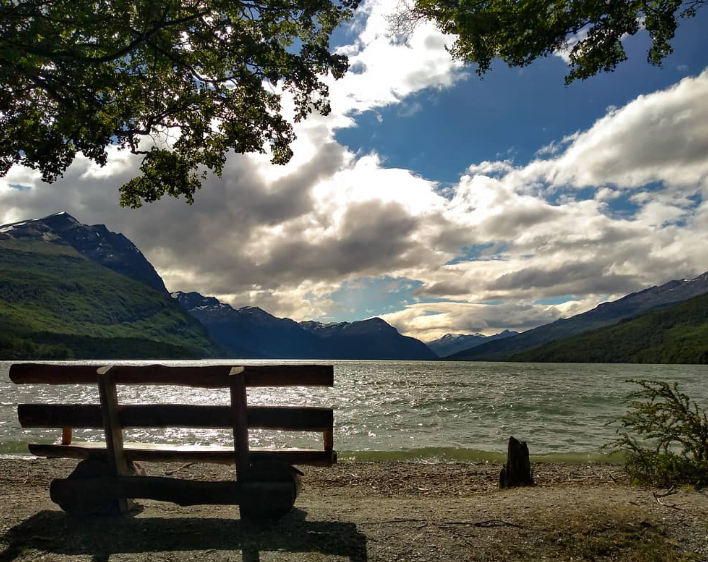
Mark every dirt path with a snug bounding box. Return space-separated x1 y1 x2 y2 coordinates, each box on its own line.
1 458 706 561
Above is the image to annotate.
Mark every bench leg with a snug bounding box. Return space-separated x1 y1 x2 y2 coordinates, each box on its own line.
51 459 145 516
238 457 302 522
98 366 132 514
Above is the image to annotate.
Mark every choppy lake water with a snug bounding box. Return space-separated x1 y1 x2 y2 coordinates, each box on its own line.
1 360 706 462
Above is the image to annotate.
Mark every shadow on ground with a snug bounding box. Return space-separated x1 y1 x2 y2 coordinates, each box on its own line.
0 508 367 561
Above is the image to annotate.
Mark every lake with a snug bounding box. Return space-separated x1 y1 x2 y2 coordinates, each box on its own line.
2 360 706 461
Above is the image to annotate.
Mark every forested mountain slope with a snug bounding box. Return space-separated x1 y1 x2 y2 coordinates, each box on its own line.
511 293 708 364
0 232 219 360
448 271 708 361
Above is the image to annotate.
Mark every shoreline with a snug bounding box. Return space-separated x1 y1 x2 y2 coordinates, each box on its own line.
0 447 624 464
2 457 707 561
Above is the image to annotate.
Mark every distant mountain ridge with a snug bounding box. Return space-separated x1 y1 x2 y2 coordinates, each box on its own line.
0 212 167 292
512 292 708 364
172 291 322 358
174 291 437 360
427 330 518 357
7 212 703 363
300 318 437 360
448 271 708 361
1 212 440 361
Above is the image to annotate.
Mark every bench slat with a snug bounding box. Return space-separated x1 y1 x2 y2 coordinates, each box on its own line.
51 475 245 507
28 442 337 466
18 404 334 431
10 364 334 388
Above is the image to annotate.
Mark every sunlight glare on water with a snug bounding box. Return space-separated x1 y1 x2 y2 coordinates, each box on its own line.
1 360 706 461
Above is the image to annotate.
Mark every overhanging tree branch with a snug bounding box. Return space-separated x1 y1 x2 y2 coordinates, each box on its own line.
0 0 359 207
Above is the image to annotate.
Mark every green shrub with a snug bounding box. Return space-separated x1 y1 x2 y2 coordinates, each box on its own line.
607 379 708 487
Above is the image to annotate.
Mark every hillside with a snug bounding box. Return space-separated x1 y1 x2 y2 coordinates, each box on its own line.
447 271 708 361
0 225 220 360
511 293 708 364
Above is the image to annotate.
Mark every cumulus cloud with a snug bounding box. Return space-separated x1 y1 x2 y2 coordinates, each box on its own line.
1 5 707 341
380 300 572 341
327 1 467 119
505 70 708 192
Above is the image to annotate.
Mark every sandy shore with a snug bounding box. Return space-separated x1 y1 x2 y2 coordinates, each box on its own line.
1 457 707 561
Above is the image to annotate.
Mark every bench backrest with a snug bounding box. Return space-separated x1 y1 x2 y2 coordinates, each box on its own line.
11 363 336 475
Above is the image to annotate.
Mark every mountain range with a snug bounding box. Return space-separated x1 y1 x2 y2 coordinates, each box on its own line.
12 212 168 293
512 292 708 364
447 271 708 361
426 331 518 358
1 212 706 363
0 213 437 360
0 213 219 359
173 291 437 360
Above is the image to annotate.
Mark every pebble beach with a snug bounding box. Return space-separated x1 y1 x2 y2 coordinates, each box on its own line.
1 457 707 561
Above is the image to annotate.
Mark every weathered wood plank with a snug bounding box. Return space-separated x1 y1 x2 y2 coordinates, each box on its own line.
50 475 297 519
10 364 106 385
230 367 250 478
97 366 131 513
18 404 334 431
242 365 333 387
50 475 241 506
18 404 102 427
10 363 333 387
323 429 334 453
28 443 337 466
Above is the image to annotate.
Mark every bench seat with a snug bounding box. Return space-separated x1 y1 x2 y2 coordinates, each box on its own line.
29 442 337 466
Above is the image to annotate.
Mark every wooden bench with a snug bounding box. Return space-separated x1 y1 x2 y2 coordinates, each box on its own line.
10 363 336 520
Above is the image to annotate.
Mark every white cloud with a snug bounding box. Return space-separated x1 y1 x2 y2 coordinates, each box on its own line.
594 187 621 202
326 0 468 119
380 299 592 340
554 28 589 64
1 6 707 342
513 70 708 191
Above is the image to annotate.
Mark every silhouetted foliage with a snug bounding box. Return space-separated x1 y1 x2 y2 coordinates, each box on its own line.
608 380 708 487
394 0 706 83
1 0 358 207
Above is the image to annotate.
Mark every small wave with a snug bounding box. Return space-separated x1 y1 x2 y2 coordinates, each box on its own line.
0 443 622 464
338 447 621 464
0 441 33 455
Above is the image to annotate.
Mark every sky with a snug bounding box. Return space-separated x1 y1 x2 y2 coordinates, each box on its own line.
2 1 708 342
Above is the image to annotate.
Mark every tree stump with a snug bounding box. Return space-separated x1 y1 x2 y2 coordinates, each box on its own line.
499 436 533 488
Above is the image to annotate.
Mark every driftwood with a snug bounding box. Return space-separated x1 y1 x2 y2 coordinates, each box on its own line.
499 436 533 488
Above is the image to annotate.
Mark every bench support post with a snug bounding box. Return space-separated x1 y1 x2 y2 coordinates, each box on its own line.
229 367 250 480
323 429 334 453
97 366 132 513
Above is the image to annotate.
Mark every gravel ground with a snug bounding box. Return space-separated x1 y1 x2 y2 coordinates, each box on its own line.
1 457 707 561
